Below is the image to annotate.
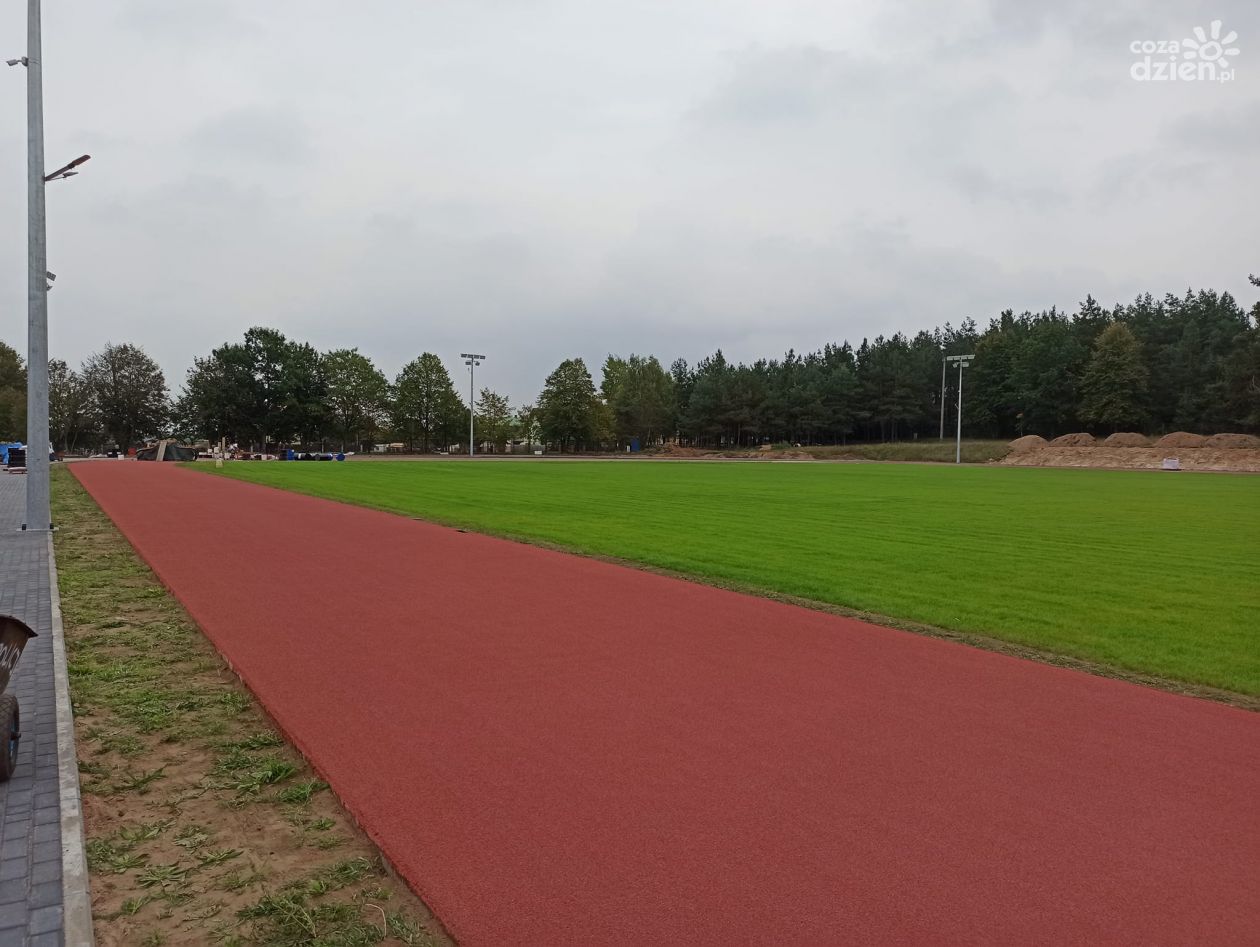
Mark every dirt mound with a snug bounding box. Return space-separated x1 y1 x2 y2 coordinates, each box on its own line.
1002 446 1260 472
655 443 714 458
1103 432 1150 448
1008 435 1048 454
1050 433 1095 447
1204 433 1260 449
1155 432 1207 449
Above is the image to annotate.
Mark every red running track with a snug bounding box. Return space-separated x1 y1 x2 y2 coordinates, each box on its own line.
71 462 1260 945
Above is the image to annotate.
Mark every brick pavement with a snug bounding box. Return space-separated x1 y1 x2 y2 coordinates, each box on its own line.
0 475 92 946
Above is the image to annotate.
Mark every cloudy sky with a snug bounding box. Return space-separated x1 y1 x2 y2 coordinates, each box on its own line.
0 0 1256 403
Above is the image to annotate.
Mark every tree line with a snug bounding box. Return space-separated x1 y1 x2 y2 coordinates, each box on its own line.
0 341 168 452
1 278 1257 452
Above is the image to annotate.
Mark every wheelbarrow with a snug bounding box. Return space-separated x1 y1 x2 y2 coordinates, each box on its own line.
0 616 37 782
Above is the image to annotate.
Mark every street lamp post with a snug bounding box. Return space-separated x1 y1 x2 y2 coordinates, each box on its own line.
9 1 89 531
22 0 49 530
461 354 485 457
945 354 975 463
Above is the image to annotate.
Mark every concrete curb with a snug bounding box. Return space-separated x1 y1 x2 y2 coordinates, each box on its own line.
45 533 94 946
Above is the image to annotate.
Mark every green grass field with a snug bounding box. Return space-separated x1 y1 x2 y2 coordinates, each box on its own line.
203 460 1260 695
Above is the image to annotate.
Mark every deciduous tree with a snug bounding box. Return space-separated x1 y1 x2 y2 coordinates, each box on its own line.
81 343 170 449
0 342 25 442
603 354 674 446
538 358 599 452
391 353 465 452
475 388 513 452
323 348 388 451
49 359 93 451
1080 323 1149 431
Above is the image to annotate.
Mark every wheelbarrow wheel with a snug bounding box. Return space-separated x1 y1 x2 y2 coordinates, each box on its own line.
0 694 18 782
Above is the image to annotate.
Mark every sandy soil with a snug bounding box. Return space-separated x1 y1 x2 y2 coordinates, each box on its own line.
1002 446 1260 472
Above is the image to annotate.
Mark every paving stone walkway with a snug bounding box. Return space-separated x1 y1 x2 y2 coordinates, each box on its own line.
0 475 92 946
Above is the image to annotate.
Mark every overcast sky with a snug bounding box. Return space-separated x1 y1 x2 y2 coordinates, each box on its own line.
0 0 1256 403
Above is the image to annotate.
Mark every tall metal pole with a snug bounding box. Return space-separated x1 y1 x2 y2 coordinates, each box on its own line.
939 357 946 440
25 0 50 530
461 354 484 458
955 361 964 464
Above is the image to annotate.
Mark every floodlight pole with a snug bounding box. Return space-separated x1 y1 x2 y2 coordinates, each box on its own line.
939 357 947 440
955 361 964 464
24 0 50 530
945 354 974 464
461 354 485 457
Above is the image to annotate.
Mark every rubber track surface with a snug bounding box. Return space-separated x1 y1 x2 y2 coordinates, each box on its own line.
71 463 1260 945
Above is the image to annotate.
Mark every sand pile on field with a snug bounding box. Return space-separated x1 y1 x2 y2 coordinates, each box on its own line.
1155 432 1207 449
1205 433 1260 449
1103 432 1150 447
1008 435 1048 453
1003 446 1260 472
1000 428 1260 471
654 444 714 458
1050 433 1095 447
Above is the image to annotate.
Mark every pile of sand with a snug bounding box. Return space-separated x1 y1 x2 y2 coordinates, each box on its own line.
1205 433 1260 449
1003 446 1260 472
1050 433 1095 447
1103 432 1150 447
1008 435 1048 453
1155 432 1207 449
655 444 713 458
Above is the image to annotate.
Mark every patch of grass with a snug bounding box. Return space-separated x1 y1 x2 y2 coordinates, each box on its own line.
86 837 151 875
112 766 168 795
113 895 156 918
232 758 299 797
207 459 1260 694
276 779 327 805
226 731 285 751
174 825 212 852
120 821 173 845
136 863 192 889
198 848 243 868
237 893 375 946
216 870 266 893
228 858 407 946
387 911 431 945
805 439 1011 463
